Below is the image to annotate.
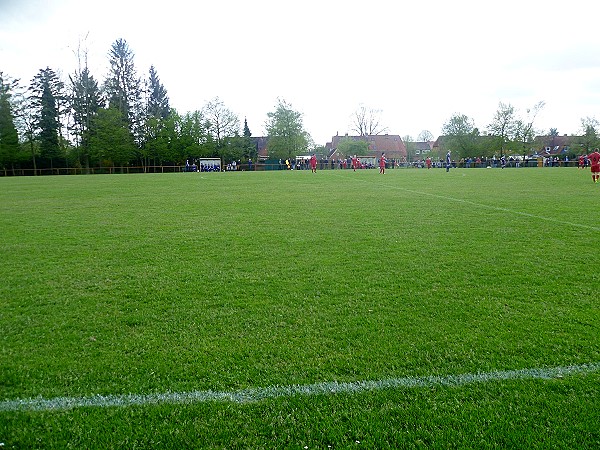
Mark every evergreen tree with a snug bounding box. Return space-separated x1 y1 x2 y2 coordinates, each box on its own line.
104 39 143 145
29 68 63 169
140 66 170 170
69 66 101 170
242 117 257 161
243 117 251 138
146 65 169 120
38 83 60 167
0 72 21 175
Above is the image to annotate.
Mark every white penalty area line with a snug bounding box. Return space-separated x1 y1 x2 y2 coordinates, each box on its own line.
2 362 599 412
335 172 600 232
401 187 600 232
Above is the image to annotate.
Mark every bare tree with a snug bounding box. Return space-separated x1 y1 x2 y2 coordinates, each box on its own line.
417 130 434 142
514 101 545 155
351 104 387 136
203 97 240 148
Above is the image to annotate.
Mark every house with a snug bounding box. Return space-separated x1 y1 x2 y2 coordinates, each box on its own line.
326 133 407 160
533 134 579 156
412 141 433 156
250 136 269 159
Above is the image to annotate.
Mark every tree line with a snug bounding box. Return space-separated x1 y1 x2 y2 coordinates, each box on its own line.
0 38 312 175
430 102 600 161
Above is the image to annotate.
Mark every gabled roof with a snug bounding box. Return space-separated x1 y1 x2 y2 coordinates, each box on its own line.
534 134 581 155
411 141 433 151
250 136 269 157
327 134 407 158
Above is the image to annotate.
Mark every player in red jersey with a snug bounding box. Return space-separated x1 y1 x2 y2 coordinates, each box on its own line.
379 152 386 174
588 148 600 183
310 154 317 173
578 154 585 169
351 155 358 172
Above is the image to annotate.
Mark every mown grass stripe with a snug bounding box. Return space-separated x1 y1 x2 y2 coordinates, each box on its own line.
2 363 598 412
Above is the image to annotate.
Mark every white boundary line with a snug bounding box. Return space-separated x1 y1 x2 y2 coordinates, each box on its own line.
1 362 599 412
333 172 600 232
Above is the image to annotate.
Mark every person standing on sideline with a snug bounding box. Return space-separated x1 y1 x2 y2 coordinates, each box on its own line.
446 150 452 172
588 148 600 183
379 152 386 174
310 153 317 173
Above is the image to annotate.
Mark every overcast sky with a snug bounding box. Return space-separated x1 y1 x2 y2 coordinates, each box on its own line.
2 0 600 145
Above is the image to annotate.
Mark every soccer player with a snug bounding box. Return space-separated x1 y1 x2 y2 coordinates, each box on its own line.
579 154 585 169
588 148 600 183
351 155 358 172
446 150 451 172
379 152 386 174
310 154 317 173
426 156 431 169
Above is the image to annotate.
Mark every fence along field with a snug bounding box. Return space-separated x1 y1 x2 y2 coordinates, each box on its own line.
0 168 599 447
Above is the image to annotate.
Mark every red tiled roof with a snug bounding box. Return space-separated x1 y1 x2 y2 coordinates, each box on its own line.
327 134 407 159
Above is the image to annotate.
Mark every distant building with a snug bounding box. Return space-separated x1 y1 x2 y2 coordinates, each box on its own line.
326 133 407 160
533 134 579 156
411 141 434 156
250 136 269 159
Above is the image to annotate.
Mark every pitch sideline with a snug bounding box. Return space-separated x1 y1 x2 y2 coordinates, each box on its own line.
1 362 599 412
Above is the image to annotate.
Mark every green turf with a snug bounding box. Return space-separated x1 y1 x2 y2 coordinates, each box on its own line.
1 167 599 448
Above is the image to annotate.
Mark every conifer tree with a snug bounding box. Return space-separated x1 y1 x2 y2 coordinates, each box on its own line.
69 66 101 170
0 72 21 175
29 68 64 169
104 39 143 147
146 65 169 120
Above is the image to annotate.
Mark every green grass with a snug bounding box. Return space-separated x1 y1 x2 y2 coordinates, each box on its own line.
1 168 599 448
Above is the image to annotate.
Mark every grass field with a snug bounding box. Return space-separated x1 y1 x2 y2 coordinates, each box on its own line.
1 167 599 448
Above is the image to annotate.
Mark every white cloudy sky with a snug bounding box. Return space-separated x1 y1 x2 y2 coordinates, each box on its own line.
1 0 600 145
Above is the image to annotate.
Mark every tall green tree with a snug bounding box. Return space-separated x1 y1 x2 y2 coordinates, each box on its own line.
89 107 136 168
104 39 143 145
39 84 60 167
579 117 600 152
265 98 310 160
69 66 101 170
242 117 257 161
488 102 517 157
441 113 480 158
29 68 64 169
140 66 170 170
0 72 21 174
146 65 169 120
176 110 212 162
336 137 369 158
28 67 66 168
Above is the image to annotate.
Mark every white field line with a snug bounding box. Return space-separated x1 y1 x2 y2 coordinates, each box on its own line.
400 187 600 232
1 362 599 412
335 172 600 232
